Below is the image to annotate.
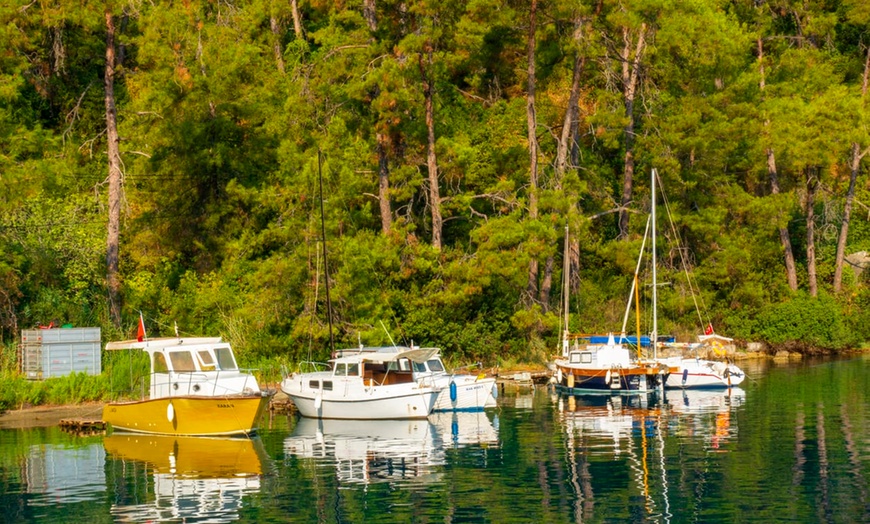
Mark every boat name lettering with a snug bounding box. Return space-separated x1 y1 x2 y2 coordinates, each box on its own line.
217 403 235 408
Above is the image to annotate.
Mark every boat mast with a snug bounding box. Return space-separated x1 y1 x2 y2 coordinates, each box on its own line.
651 168 658 360
562 224 570 357
318 151 335 355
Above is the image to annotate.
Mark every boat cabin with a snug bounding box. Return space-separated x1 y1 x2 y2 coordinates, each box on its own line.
106 337 261 399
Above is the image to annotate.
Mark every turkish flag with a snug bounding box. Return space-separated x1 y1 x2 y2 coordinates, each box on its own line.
704 323 714 336
137 313 146 342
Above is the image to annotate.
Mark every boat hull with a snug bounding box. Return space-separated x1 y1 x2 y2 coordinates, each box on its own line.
285 387 437 420
432 376 498 412
103 394 272 436
663 358 745 389
553 361 668 394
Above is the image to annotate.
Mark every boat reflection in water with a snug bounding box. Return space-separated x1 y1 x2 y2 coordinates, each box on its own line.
557 393 673 521
429 411 499 449
104 433 269 522
665 386 745 450
555 387 746 522
284 418 445 484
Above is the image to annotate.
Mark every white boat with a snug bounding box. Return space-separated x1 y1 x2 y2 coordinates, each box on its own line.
280 347 441 419
336 346 497 411
662 353 745 389
102 337 273 436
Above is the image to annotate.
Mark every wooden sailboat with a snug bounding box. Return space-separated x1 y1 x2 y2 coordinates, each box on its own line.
553 174 672 393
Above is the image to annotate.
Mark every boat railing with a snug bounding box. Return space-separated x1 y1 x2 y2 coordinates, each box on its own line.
296 361 330 374
416 375 441 390
162 370 260 396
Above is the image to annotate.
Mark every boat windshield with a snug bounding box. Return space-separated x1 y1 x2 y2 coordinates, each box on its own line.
168 351 196 371
197 350 216 371
215 346 238 370
427 359 445 373
333 362 360 376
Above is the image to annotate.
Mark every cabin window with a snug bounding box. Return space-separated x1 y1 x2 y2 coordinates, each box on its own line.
197 350 216 371
214 347 238 370
386 359 411 372
309 380 320 389
347 363 360 376
323 381 333 391
169 351 196 371
153 353 169 373
427 359 444 372
413 361 427 373
334 364 347 376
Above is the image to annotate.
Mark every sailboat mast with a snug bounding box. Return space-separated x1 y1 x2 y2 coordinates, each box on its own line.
562 224 570 357
651 168 658 360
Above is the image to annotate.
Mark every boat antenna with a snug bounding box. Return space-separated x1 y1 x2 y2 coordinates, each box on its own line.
318 150 335 356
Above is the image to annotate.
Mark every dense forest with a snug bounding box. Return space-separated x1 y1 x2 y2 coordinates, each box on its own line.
2 0 870 368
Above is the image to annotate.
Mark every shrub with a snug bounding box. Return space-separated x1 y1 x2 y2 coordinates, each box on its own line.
753 292 857 351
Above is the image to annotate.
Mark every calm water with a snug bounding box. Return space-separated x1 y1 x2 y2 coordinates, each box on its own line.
1 355 869 523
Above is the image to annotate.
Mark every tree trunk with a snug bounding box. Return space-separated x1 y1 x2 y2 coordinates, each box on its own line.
420 48 442 250
617 25 646 240
270 14 285 74
833 46 870 292
526 0 539 301
105 11 122 328
555 18 585 180
768 149 798 291
759 38 799 291
377 132 392 234
539 255 554 311
806 168 818 297
363 0 377 32
290 0 303 40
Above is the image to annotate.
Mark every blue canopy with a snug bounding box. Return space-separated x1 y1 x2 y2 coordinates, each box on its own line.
582 335 675 347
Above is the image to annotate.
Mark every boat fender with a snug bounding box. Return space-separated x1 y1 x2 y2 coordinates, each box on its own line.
449 380 458 402
314 392 322 411
605 370 612 384
682 369 689 385
166 402 175 423
556 368 563 384
491 383 498 399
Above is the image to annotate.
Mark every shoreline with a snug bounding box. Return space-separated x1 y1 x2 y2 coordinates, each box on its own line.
0 402 105 430
1 351 863 431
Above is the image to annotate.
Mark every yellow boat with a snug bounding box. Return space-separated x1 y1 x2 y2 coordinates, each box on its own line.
102 337 273 436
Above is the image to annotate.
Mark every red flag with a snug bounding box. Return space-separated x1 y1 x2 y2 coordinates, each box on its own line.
137 313 146 342
704 323 714 336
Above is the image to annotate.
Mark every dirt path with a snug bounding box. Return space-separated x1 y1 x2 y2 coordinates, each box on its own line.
0 402 105 430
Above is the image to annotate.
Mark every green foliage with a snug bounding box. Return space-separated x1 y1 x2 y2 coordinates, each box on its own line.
753 292 857 351
1 0 870 393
